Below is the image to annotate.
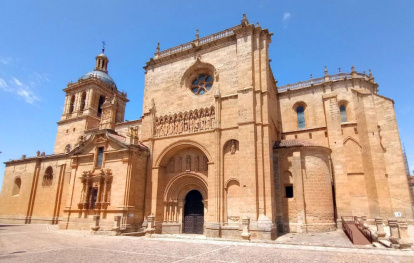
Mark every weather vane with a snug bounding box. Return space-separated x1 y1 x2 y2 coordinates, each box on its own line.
102 41 106 53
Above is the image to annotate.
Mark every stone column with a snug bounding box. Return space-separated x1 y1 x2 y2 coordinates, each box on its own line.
146 214 155 236
397 220 413 249
241 216 251 240
112 215 121 231
174 201 178 222
375 217 386 238
163 202 167 223
388 219 399 245
91 215 100 231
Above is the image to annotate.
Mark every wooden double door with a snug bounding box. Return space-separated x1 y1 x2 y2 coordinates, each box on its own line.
183 190 204 234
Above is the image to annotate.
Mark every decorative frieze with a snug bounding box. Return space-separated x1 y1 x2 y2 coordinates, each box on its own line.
155 106 215 137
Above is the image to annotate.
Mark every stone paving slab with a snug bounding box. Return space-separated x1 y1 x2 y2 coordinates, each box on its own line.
1 224 414 263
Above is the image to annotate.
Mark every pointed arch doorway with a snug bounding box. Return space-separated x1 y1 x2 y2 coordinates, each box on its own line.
183 190 204 234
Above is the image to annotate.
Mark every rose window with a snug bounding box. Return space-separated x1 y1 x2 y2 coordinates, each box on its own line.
191 74 213 95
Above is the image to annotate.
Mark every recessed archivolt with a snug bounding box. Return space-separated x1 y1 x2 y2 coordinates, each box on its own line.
163 172 208 201
155 140 212 167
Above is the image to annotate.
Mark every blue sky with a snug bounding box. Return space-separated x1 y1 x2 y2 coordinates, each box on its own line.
1 0 414 189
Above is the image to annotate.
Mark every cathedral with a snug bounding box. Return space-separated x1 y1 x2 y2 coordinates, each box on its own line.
0 15 412 241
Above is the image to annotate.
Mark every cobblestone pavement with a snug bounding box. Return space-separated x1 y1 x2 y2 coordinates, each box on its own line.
0 224 413 263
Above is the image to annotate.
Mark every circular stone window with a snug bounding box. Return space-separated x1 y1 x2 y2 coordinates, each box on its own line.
191 74 213 95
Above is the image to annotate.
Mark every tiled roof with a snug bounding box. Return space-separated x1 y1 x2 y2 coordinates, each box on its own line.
108 133 126 142
273 140 316 149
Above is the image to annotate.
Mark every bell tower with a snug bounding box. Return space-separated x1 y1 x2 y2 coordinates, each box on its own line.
54 49 129 154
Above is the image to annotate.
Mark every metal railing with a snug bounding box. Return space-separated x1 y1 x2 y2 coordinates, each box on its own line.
341 216 373 244
341 216 354 243
355 217 373 243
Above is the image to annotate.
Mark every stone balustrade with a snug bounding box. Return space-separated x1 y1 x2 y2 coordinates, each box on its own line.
278 71 372 93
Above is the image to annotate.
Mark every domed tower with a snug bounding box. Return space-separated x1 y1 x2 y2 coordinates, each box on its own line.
54 49 129 154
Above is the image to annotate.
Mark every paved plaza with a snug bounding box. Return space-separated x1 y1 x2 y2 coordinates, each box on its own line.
0 224 413 262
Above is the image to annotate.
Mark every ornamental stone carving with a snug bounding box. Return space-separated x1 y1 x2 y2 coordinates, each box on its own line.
155 106 215 137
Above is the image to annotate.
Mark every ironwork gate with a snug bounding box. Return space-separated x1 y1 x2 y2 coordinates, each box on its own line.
183 190 204 234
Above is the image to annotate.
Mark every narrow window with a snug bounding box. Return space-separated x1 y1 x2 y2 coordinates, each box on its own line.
97 96 105 117
12 178 21 196
340 105 347 122
285 185 293 198
42 166 53 187
297 106 305 129
69 95 75 114
97 147 104 167
80 92 86 111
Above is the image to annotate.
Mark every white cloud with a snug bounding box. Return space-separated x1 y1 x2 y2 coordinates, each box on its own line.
0 78 7 89
0 75 42 104
0 57 46 105
0 77 12 92
13 77 23 87
16 88 40 104
0 57 12 65
283 12 291 29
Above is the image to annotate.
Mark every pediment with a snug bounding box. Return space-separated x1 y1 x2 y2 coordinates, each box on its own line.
70 130 129 156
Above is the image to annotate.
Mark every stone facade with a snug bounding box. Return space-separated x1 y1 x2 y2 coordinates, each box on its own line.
0 15 412 240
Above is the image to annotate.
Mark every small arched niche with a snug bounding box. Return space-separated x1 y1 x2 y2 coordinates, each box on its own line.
12 177 21 196
225 179 241 223
42 166 53 187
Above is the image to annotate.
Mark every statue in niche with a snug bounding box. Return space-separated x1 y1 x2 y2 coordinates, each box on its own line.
163 119 167 136
169 117 174 135
230 140 236 154
174 117 178 134
210 109 215 128
184 115 188 132
195 156 199 171
165 118 169 135
186 155 191 171
189 115 194 132
159 119 164 136
169 158 174 173
193 114 199 132
178 157 182 172
155 119 160 137
178 116 183 133
205 111 210 129
200 112 205 130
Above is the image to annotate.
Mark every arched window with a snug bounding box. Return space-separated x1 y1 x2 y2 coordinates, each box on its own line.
80 92 87 111
340 105 347 122
12 178 21 196
297 106 305 129
42 166 53 187
69 95 75 114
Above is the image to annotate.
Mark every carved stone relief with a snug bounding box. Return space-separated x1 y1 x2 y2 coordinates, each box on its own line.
155 106 215 137
167 154 208 174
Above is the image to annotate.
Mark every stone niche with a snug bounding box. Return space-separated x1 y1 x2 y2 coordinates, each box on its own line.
274 145 336 233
